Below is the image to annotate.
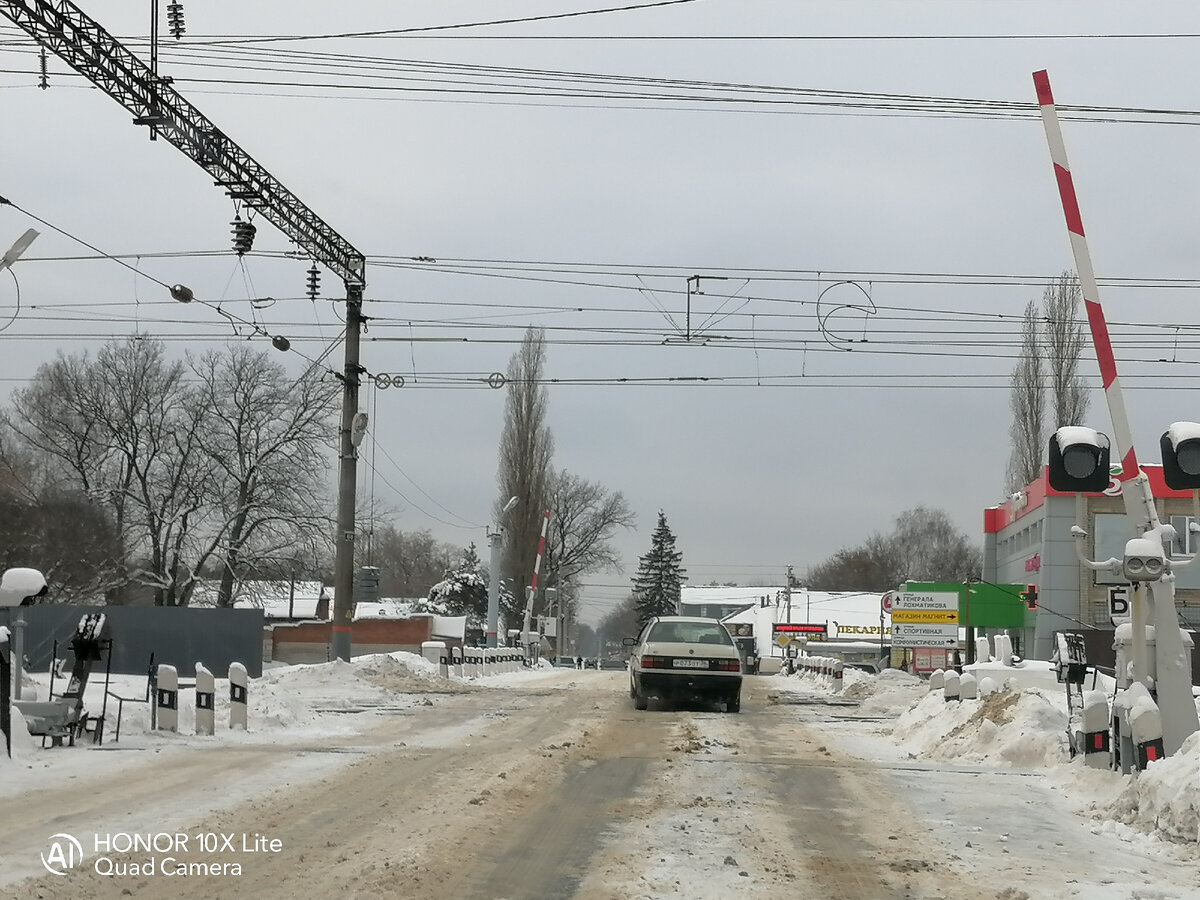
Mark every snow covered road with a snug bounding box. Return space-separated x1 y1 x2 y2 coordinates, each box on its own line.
2 657 1198 899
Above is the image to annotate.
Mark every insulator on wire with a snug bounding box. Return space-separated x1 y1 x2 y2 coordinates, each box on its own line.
306 264 320 300
38 48 48 90
230 217 255 255
167 2 186 39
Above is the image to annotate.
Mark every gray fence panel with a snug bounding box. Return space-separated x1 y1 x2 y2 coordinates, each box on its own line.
1 606 264 678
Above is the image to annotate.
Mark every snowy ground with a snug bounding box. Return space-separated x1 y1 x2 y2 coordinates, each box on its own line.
770 664 1200 896
2 653 1199 899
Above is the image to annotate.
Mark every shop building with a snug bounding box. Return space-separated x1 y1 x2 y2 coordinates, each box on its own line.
983 464 1200 664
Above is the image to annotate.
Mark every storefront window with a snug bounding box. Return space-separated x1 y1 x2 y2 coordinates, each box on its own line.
1093 514 1130 585
1094 513 1200 588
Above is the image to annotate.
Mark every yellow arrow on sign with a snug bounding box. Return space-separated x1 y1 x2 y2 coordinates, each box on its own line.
890 609 960 624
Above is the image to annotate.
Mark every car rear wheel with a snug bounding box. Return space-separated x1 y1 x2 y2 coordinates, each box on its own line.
725 693 740 713
633 677 648 710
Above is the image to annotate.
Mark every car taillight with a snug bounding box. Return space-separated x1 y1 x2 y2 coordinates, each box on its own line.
715 660 741 672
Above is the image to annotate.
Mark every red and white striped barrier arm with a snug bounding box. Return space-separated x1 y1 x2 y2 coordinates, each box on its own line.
529 509 550 600
1033 69 1140 484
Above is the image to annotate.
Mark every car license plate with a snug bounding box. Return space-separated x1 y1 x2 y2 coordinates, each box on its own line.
673 658 707 669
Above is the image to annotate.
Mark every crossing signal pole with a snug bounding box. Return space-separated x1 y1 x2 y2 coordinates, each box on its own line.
2 0 368 661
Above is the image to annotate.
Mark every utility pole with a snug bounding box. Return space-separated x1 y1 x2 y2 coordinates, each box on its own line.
784 565 793 622
2 0 368 662
486 497 517 648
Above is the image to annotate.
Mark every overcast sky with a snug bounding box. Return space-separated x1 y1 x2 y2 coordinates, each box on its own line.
5 2 1200 624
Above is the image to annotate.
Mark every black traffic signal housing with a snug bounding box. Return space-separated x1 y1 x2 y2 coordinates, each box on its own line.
1021 584 1038 610
1048 427 1111 493
1160 423 1200 489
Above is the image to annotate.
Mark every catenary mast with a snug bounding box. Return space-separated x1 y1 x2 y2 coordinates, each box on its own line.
1 0 367 660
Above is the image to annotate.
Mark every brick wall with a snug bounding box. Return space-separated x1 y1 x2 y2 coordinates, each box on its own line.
270 617 435 665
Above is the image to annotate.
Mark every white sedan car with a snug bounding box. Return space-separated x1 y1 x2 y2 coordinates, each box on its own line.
626 616 743 712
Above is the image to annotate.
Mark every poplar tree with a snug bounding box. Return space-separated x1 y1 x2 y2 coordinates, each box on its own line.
495 327 554 622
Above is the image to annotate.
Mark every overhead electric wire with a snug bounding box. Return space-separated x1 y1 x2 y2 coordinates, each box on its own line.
9 26 1200 45
0 196 344 377
371 439 484 529
5 33 1200 125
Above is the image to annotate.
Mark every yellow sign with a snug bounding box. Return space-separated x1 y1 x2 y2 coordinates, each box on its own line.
890 609 959 625
775 634 790 646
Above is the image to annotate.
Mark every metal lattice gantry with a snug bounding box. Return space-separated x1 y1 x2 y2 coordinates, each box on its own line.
2 0 369 661
0 0 366 290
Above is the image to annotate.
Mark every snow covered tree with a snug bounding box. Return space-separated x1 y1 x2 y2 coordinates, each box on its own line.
419 543 489 628
632 511 687 625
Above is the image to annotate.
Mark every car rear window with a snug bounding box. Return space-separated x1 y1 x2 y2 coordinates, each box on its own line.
647 622 733 645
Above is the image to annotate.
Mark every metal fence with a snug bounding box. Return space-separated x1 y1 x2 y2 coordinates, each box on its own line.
1 605 264 678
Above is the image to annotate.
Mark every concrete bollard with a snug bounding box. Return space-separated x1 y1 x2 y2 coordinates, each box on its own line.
996 634 1013 667
1129 702 1165 770
155 664 179 732
1080 691 1110 768
832 660 844 693
452 648 463 678
978 676 997 696
1 626 10 756
975 635 992 663
195 663 215 736
422 641 447 672
438 655 449 678
929 669 944 692
959 672 978 700
229 662 248 731
942 670 961 702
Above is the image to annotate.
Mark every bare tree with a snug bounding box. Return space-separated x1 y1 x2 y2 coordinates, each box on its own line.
888 506 981 583
4 337 339 607
596 593 641 642
6 337 212 605
371 525 459 597
541 469 636 624
190 345 338 606
0 429 123 602
806 506 980 590
1042 271 1090 429
495 327 554 614
1006 299 1046 493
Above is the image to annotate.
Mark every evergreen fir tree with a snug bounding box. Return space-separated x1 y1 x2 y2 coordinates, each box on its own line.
632 511 687 624
420 542 489 627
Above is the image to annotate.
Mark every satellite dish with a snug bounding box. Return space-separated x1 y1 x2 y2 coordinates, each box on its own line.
350 412 369 447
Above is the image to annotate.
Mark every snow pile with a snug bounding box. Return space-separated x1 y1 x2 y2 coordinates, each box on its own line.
0 704 36 763
840 666 926 713
892 686 1069 767
1101 731 1200 846
775 660 1200 851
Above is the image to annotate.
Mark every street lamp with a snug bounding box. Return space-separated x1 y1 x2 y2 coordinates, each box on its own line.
0 229 38 273
486 496 518 648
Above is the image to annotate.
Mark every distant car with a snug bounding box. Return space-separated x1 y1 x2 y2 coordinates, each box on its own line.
625 616 743 712
845 660 882 674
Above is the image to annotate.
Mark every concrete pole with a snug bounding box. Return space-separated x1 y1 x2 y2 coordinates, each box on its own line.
11 613 23 701
785 565 793 622
486 527 503 648
330 288 364 663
